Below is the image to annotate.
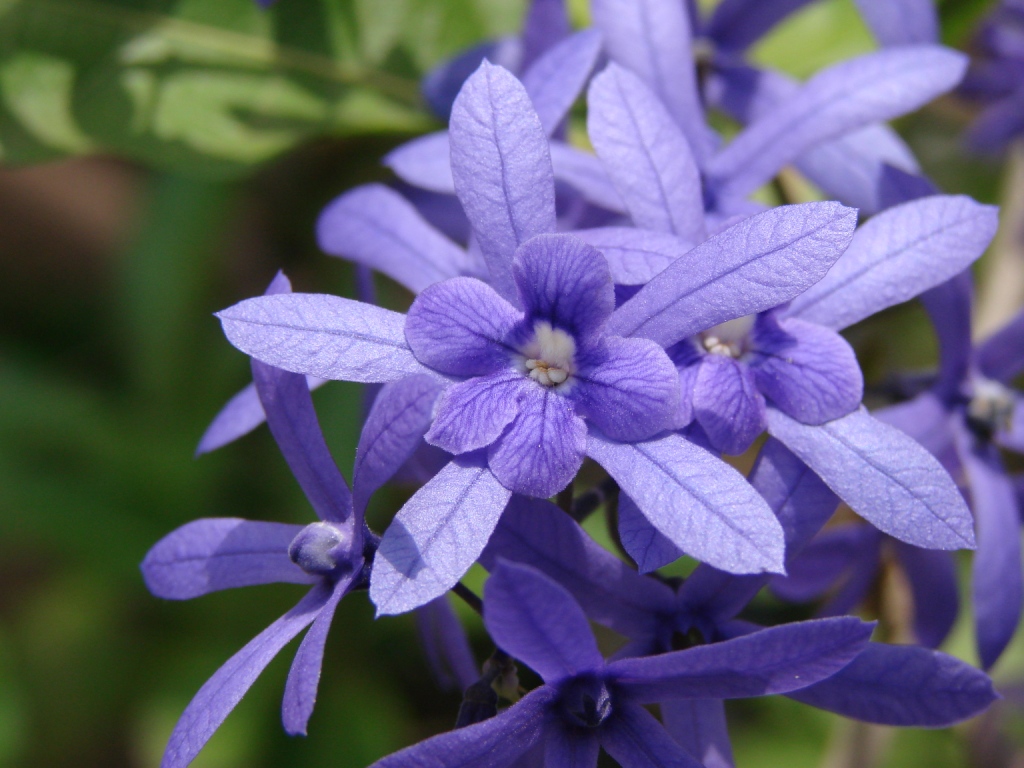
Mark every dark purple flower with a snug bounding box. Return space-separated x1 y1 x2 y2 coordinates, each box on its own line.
369 560 873 768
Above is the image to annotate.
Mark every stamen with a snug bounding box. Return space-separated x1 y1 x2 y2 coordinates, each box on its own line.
518 321 576 388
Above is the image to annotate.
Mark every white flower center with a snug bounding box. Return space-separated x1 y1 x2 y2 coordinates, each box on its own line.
967 378 1015 435
700 316 755 358
519 321 576 388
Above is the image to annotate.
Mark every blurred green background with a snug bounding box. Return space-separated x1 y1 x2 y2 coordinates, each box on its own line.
0 0 1021 766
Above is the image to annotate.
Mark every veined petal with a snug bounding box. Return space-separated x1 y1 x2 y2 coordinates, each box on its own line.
484 561 603 683
749 315 863 425
488 387 587 498
370 455 511 615
572 336 679 442
660 699 735 768
618 490 682 574
574 227 693 285
161 583 331 768
600 703 706 768
521 30 602 136
141 519 314 600
450 61 556 301
549 143 627 213
608 202 857 348
587 64 706 243
217 294 425 383
784 196 998 331
766 407 976 550
587 430 785 574
692 355 767 455
545 727 600 768
384 131 455 194
405 277 521 377
316 184 480 294
426 372 527 455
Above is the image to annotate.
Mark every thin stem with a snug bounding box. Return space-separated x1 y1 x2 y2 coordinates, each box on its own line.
451 582 484 615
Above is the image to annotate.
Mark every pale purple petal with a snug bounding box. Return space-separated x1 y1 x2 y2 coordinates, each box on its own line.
416 595 479 692
609 617 873 702
587 64 706 242
788 643 997 726
574 227 692 285
618 491 683 573
548 143 627 212
352 374 445 514
370 456 511 615
141 518 314 600
545 726 600 768
749 316 863 425
692 355 766 455
426 372 526 454
608 202 857 347
450 62 556 300
853 0 939 45
282 575 354 735
591 0 714 161
660 699 734 768
771 525 871 602
784 195 998 331
480 496 676 639
521 0 571 71
521 30 603 135
217 294 426 383
488 387 587 497
894 542 959 649
766 407 976 550
384 132 455 194
874 392 956 467
957 426 1023 669
708 47 968 201
600 703 706 768
484 561 603 682
706 0 814 51
921 271 973 398
512 234 614 339
316 184 481 294
978 308 1024 384
422 41 518 122
253 359 353 525
161 583 331 768
572 336 679 442
587 430 786 574
405 277 521 377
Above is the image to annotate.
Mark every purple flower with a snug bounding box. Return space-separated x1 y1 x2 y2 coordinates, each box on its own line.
369 560 874 768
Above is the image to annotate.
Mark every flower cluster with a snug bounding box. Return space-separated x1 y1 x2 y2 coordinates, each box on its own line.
143 1 1017 766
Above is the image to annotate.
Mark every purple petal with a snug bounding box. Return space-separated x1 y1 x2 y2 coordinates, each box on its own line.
316 184 481 294
706 0 814 51
707 47 968 200
921 271 974 398
480 496 676 640
574 227 693 285
788 643 997 726
217 294 426 383
512 234 614 340
609 617 873 702
618 491 683 573
521 30 603 136
253 359 353 525
141 518 314 600
488 387 587 498
749 315 863 425
426 372 527 455
874 391 956 466
608 202 857 348
161 583 331 768
282 575 354 735
766 407 976 550
978 308 1024 384
384 132 455 194
660 699 734 768
545 726 600 768
894 542 959 649
422 41 518 122
784 195 998 331
367 686 555 768
521 0 572 72
548 143 627 212
587 430 786 574
572 336 679 442
591 0 713 161
771 525 873 602
484 561 603 682
600 703 706 768
956 425 1023 669
370 456 511 615
450 62 556 300
853 0 939 45
587 64 706 242
692 355 766 455
352 374 445 514
416 595 479 692
481 495 675 638
405 277 521 377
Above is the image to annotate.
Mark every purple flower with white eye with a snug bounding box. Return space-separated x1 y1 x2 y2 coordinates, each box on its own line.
368 560 874 768
141 276 469 768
